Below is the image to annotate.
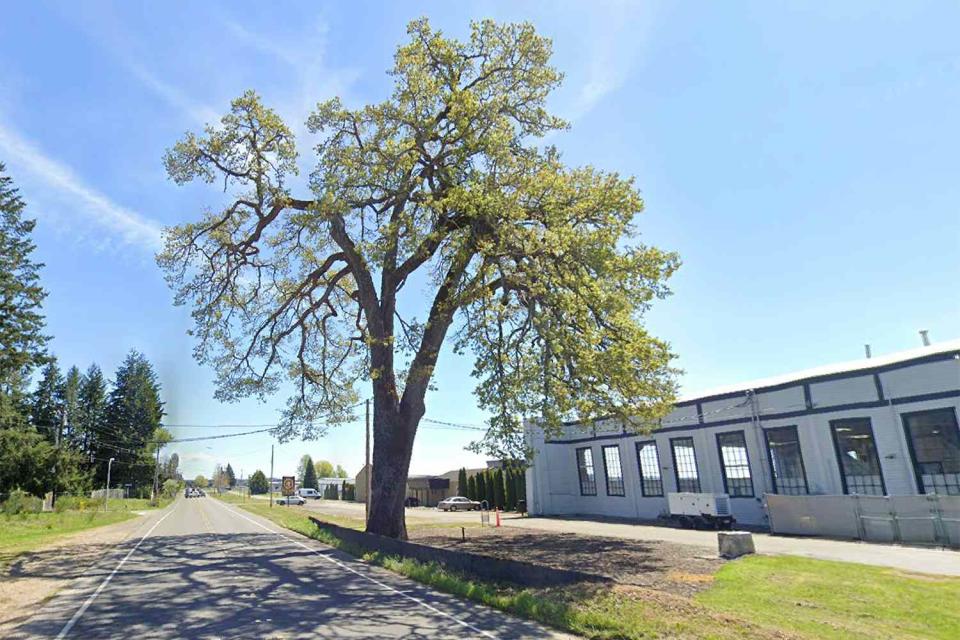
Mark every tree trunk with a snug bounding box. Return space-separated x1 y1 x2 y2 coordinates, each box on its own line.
366 400 418 539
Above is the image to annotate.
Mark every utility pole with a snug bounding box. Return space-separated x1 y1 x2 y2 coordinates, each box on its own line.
51 409 66 510
269 444 274 509
104 457 115 512
365 398 371 526
152 442 162 506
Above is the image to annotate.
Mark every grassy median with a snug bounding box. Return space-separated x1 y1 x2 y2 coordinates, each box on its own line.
217 493 960 640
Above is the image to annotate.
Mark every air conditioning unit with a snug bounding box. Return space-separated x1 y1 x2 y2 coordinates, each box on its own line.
666 492 735 529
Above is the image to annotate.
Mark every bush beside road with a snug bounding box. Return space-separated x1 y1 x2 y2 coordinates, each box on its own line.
215 494 960 639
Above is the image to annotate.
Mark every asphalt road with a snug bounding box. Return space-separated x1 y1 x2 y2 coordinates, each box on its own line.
13 498 570 639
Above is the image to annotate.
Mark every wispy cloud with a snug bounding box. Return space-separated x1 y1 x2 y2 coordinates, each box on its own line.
123 60 220 126
0 120 163 250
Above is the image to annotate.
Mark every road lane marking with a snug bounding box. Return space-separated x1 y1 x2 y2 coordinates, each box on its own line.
55 506 176 639
209 498 498 639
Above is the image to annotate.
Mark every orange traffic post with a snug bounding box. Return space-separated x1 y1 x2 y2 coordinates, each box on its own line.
495 508 501 527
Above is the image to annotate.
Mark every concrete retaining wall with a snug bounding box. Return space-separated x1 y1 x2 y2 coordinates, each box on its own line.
309 517 609 587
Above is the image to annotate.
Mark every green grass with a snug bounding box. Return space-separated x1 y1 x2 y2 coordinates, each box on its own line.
0 497 171 571
699 555 960 640
217 494 960 639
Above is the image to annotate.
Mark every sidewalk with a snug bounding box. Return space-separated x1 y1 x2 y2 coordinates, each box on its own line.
503 515 960 576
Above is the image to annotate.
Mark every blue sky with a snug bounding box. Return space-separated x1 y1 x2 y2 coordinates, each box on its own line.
1 2 957 480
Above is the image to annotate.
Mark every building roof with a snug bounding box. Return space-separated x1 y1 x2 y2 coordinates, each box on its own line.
678 338 960 404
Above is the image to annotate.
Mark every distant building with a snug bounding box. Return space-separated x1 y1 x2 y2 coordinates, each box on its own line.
525 339 960 527
353 465 488 506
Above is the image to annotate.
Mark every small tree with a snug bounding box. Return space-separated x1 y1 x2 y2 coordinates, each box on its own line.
194 474 208 488
484 470 496 507
493 469 506 509
342 482 355 501
323 483 339 499
225 463 236 487
504 470 516 511
457 467 468 498
314 460 335 478
476 472 487 506
248 470 269 495
303 458 319 490
466 475 477 501
334 464 349 479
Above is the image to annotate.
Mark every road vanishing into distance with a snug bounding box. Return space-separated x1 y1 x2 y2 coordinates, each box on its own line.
14 498 568 639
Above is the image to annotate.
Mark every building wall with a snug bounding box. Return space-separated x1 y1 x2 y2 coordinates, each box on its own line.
525 349 960 527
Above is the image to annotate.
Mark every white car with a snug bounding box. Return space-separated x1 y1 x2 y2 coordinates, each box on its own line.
296 488 320 499
437 496 482 512
277 495 306 506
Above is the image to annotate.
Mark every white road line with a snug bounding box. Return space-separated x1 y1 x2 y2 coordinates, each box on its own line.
55 507 176 639
209 498 498 639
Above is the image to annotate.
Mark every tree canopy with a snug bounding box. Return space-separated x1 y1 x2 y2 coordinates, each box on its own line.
248 469 268 495
158 18 678 537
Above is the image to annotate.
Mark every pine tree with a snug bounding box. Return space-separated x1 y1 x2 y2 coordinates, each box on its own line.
493 469 506 509
104 351 164 489
31 360 64 444
504 469 516 511
485 470 496 507
225 463 236 487
476 472 487 506
303 457 319 490
0 164 49 429
457 467 468 498
62 366 82 450
466 474 477 501
78 364 107 466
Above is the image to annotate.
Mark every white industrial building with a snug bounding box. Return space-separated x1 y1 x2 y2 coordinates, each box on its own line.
525 339 960 530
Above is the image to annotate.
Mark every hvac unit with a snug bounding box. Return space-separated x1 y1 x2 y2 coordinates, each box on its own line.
665 492 735 530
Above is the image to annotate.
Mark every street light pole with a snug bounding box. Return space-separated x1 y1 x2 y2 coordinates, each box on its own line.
269 444 274 509
104 457 115 512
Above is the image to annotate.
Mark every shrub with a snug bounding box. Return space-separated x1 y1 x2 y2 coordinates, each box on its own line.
2 489 43 515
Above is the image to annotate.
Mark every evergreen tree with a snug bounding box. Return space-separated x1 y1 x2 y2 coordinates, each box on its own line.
302 457 319 490
0 427 54 498
504 470 516 511
467 475 477 501
31 360 64 443
248 470 269 494
77 364 108 465
0 164 49 429
457 467 468 498
476 472 487 506
225 463 236 487
484 470 496 507
104 351 164 489
493 468 506 509
62 366 82 449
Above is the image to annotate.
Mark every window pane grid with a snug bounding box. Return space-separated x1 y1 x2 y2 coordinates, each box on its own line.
602 445 625 496
636 441 663 497
903 408 960 496
671 437 701 493
765 426 809 495
576 447 597 495
831 418 885 496
717 431 754 497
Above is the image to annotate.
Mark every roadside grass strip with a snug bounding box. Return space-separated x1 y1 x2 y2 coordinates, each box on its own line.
217 494 960 640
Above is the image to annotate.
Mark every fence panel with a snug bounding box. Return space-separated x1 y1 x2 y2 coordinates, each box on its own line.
766 494 960 548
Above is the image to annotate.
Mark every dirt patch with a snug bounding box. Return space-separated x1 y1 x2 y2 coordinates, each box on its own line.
408 525 725 597
0 515 146 635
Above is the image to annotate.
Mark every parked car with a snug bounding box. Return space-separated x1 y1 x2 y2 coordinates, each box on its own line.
437 496 481 512
277 495 306 506
296 488 321 499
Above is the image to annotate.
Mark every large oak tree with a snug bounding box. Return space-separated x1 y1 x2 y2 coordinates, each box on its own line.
159 19 679 538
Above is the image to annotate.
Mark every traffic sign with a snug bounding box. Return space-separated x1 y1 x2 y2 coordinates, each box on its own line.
281 476 295 496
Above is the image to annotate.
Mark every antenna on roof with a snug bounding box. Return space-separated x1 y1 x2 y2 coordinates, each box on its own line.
864 344 872 358
919 330 931 347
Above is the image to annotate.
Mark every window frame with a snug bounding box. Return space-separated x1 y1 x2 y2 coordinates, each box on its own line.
763 425 810 495
670 436 702 493
575 446 597 496
715 430 755 498
601 444 626 496
635 440 664 497
901 407 960 495
829 417 886 496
